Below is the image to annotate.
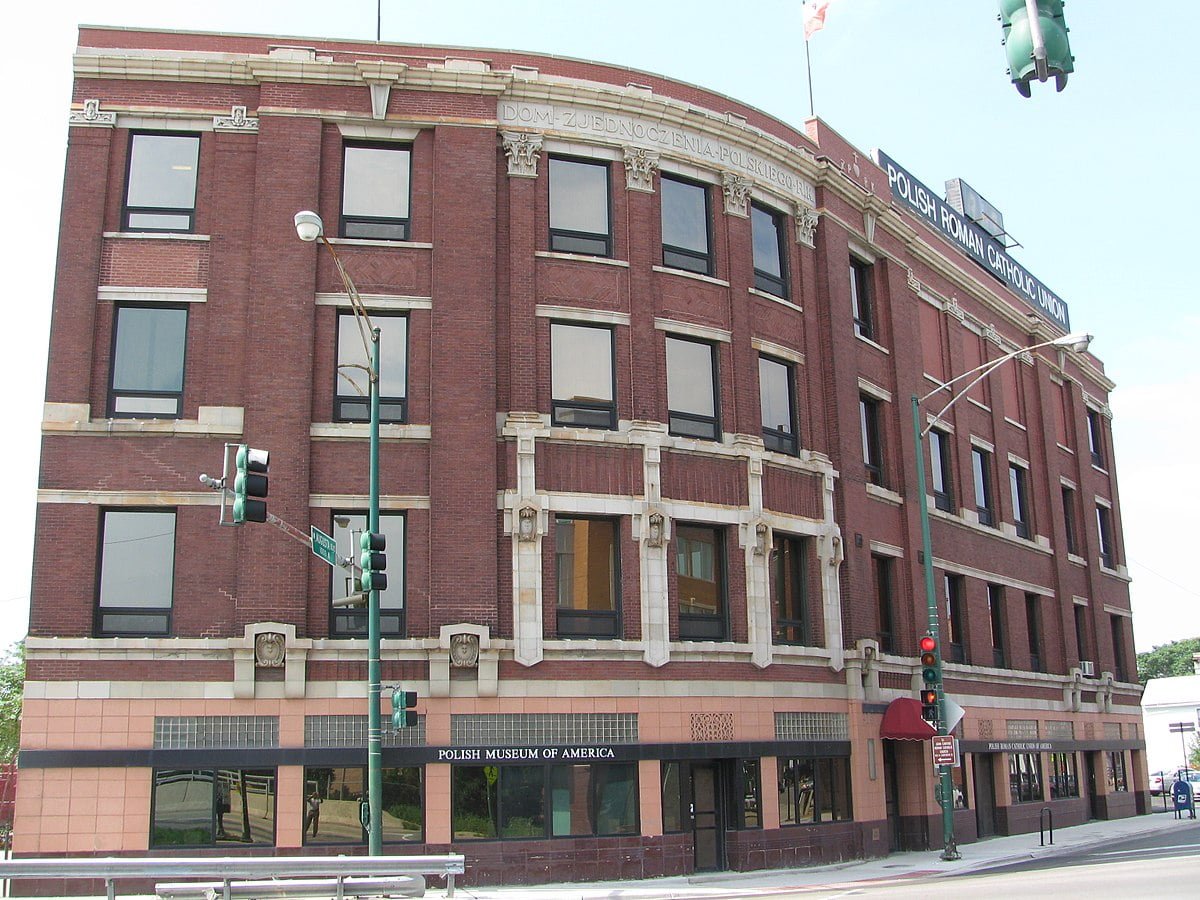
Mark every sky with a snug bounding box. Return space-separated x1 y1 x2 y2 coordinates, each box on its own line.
1 1 1197 654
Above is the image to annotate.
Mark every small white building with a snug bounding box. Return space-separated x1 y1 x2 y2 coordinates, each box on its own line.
1141 653 1200 774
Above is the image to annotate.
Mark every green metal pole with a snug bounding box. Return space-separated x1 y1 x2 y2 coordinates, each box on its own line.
368 327 383 855
912 396 959 860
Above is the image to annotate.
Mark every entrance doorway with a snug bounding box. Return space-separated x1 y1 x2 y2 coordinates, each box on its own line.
882 741 903 851
691 762 724 871
1084 751 1101 820
973 753 997 838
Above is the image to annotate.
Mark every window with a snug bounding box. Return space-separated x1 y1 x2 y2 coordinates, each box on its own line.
549 157 611 256
860 395 884 486
987 584 1006 668
1026 593 1044 673
1062 485 1079 555
771 535 810 645
944 574 966 664
1009 463 1031 539
341 142 412 240
109 305 188 418
1106 751 1128 792
96 509 175 636
972 447 995 526
302 766 422 844
666 336 719 440
555 517 619 638
850 258 874 340
1008 753 1042 803
675 525 727 641
874 554 896 654
452 763 637 839
929 428 953 512
123 132 200 232
735 760 762 829
660 174 712 274
1087 408 1105 468
330 513 405 637
1096 503 1116 568
1049 753 1079 799
751 202 788 297
1074 604 1090 668
151 769 274 847
759 355 797 454
1111 615 1129 682
777 757 852 825
551 323 616 429
336 312 407 422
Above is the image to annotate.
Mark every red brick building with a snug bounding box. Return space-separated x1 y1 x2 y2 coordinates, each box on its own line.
17 25 1144 886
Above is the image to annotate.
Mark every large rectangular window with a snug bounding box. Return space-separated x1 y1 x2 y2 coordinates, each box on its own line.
1062 485 1079 555
759 355 797 454
1087 408 1106 468
860 395 884 486
676 525 727 641
972 447 995 526
777 757 852 825
1009 463 1031 539
1074 603 1090 669
666 336 719 440
661 174 712 275
944 574 967 664
341 142 412 240
1111 615 1129 682
751 202 788 297
555 517 619 638
151 769 274 847
771 534 810 645
123 132 200 232
850 258 874 341
874 554 896 654
336 312 407 423
1049 753 1079 799
302 766 422 844
1026 594 1044 673
1106 751 1128 792
549 157 611 256
1097 503 1117 568
987 584 1006 668
551 322 616 429
929 428 953 512
109 305 188 418
330 513 405 637
97 509 175 636
1008 753 1042 803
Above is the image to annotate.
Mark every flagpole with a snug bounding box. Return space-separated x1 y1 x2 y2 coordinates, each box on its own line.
805 37 815 118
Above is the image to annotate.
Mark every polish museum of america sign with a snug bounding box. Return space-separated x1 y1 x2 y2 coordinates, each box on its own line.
874 150 1071 332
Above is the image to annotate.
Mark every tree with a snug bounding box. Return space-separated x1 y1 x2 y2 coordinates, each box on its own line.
1136 636 1200 684
0 641 23 761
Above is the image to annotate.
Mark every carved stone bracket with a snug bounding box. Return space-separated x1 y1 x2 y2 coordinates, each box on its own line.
254 632 285 668
214 105 259 132
501 132 543 178
623 146 659 192
945 297 966 323
450 632 480 668
722 172 751 217
905 266 921 293
69 99 116 128
983 324 1004 348
794 204 819 248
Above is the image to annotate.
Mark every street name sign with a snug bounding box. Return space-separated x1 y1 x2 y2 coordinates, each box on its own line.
310 526 338 567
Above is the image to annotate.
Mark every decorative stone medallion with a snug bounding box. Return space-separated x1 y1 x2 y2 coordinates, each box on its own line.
254 632 286 668
450 632 481 669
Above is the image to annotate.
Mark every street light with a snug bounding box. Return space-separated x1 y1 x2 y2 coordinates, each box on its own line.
294 210 386 855
912 330 1092 860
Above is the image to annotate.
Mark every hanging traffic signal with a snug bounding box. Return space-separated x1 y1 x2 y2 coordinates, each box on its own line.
920 635 939 684
232 445 269 524
998 0 1074 97
920 688 939 723
392 688 417 729
360 532 388 592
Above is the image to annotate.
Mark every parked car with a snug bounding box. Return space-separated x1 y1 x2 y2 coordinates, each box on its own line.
1169 769 1200 803
1150 771 1167 795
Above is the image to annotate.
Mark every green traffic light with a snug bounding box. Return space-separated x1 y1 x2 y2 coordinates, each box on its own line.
998 0 1074 96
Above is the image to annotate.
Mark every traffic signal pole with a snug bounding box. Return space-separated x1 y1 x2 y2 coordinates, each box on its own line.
367 327 383 856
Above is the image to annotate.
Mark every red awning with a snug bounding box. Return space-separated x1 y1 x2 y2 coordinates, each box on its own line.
879 697 937 740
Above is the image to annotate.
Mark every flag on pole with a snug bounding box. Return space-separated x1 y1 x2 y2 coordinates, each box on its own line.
803 0 838 41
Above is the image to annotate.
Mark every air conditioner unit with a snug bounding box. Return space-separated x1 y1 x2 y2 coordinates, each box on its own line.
1080 660 1096 676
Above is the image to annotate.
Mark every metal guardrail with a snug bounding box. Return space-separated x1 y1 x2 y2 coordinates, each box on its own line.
0 854 465 900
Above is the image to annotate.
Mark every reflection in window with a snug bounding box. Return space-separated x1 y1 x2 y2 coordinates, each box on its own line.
331 513 405 637
549 157 611 256
1106 751 1128 792
1097 504 1117 569
336 312 407 423
860 395 884 486
944 574 967 664
302 767 422 844
1010 464 1031 539
110 305 188 419
759 355 797 454
676 525 726 641
1049 753 1079 799
777 757 852 824
666 336 719 440
771 534 810 645
551 323 616 429
97 510 175 636
874 554 895 654
929 428 953 512
739 760 761 829
1009 753 1042 803
850 258 874 340
151 769 275 847
124 133 200 232
660 762 685 834
987 584 1006 668
751 203 787 297
555 517 619 638
973 447 995 526
500 766 545 838
661 174 712 274
341 143 411 240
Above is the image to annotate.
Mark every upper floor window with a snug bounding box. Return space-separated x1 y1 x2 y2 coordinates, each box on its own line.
96 509 175 636
123 132 200 232
987 584 1006 668
928 428 953 512
660 174 712 275
555 516 620 638
341 142 411 240
549 157 611 256
335 312 407 423
759 355 797 454
1026 593 1044 673
771 534 810 645
1074 603 1090 666
850 258 874 341
874 554 896 654
944 573 967 664
666 336 719 440
1062 485 1080 555
330 512 405 637
751 202 788 297
675 525 726 641
1111 615 1129 682
1096 503 1117 569
1086 408 1106 468
972 447 995 526
109 304 187 418
551 322 616 429
859 395 884 486
1009 463 1031 539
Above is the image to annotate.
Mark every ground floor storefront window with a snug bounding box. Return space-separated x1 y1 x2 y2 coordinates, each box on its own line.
1049 753 1079 799
151 769 275 847
302 766 422 844
777 757 852 824
1106 751 1128 793
1008 753 1043 803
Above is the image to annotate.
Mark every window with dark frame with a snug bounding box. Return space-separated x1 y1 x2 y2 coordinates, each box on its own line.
987 584 1006 668
302 766 422 844
1026 593 1044 673
335 311 407 423
330 512 405 637
736 760 762 829
1008 753 1042 803
109 304 188 418
1049 752 1079 799
1074 603 1090 668
1111 615 1129 682
1009 463 1031 539
549 157 612 256
777 756 853 825
850 258 874 341
759 355 797 454
771 534 810 645
675 524 727 641
1096 503 1117 568
151 769 275 847
944 574 967 664
551 322 616 429
1087 407 1105 468
666 335 720 440
1062 485 1079 555
123 132 200 232
555 516 619 639
340 142 412 240
751 202 788 297
1106 751 1128 792
860 395 884 487
874 554 896 654
96 509 176 637
972 446 995 526
660 173 712 275
929 428 953 512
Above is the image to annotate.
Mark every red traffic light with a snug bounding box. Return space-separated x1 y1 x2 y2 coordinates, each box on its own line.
919 635 936 653
920 689 938 706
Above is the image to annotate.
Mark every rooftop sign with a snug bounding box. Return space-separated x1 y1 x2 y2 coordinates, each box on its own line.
874 150 1070 331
